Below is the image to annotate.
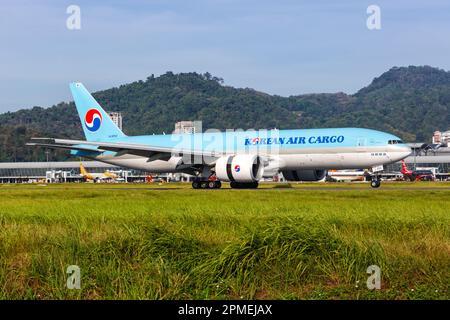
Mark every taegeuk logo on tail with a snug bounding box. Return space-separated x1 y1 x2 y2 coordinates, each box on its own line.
85 109 102 132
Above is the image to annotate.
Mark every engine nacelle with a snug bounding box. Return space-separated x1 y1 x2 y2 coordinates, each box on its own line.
215 155 264 183
282 169 327 182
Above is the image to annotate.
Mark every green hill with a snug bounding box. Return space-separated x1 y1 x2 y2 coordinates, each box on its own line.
1 66 449 161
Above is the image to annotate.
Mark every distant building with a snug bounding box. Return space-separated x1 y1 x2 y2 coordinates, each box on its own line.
432 130 450 146
432 131 442 144
108 112 123 130
173 121 201 134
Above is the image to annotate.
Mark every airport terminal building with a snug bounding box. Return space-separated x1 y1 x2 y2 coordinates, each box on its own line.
0 161 123 183
0 161 190 183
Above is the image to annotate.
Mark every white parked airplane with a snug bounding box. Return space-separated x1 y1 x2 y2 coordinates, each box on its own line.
27 83 412 189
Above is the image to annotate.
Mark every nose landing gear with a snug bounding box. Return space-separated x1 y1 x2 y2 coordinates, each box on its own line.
369 165 384 188
370 176 381 188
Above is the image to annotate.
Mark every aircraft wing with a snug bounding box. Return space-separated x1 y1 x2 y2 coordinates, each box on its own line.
27 138 222 160
25 142 103 153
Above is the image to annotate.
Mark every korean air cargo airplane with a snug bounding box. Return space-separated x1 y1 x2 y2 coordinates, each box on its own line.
27 83 412 189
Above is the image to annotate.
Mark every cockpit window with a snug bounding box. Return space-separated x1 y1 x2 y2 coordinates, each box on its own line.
388 139 404 144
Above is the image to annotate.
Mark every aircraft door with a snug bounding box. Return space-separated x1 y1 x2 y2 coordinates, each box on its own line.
356 137 367 152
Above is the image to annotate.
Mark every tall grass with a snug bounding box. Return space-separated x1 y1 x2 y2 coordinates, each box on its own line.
0 183 448 299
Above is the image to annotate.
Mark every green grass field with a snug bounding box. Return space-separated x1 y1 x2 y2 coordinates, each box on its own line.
0 182 449 300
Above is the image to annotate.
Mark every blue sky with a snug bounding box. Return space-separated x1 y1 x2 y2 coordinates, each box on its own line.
1 0 450 112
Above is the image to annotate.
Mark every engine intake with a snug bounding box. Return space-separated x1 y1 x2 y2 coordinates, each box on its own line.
215 155 264 183
282 169 327 181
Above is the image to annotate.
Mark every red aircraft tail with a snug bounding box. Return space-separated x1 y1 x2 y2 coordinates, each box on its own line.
401 160 412 175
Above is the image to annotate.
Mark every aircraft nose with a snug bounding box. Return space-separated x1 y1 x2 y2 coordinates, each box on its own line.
394 145 412 161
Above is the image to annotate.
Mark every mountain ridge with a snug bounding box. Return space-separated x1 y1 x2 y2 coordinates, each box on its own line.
1 66 449 161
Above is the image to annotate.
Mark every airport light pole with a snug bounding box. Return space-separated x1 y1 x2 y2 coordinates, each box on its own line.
46 150 50 169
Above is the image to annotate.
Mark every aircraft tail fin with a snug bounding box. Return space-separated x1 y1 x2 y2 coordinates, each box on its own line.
400 160 411 175
70 82 126 141
79 163 88 176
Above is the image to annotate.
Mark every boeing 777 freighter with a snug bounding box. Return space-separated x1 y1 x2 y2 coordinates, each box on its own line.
27 83 412 189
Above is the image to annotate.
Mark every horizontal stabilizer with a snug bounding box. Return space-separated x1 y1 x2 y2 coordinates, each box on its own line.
26 142 102 153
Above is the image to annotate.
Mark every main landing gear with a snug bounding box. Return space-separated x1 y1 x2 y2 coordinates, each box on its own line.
192 178 222 189
191 179 259 189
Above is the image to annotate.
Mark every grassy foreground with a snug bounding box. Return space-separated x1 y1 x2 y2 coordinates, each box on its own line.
0 182 449 299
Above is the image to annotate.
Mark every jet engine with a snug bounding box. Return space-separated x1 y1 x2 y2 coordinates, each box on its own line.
282 169 327 181
215 155 264 182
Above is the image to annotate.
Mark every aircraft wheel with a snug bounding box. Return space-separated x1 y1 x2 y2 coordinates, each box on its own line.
370 179 381 188
208 181 216 189
214 181 222 189
200 181 209 189
192 181 200 189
